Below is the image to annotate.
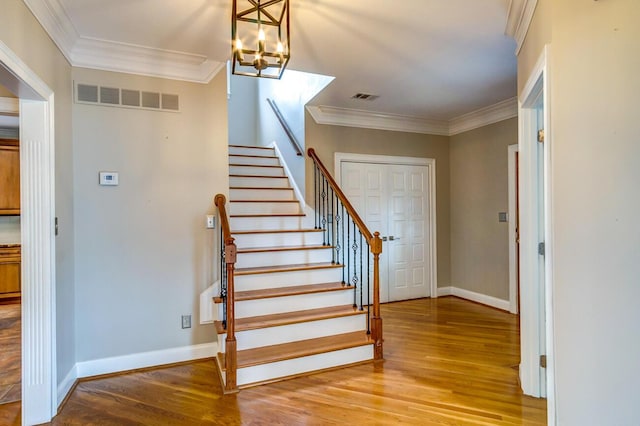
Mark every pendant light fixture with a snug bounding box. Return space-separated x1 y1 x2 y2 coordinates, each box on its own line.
232 0 290 79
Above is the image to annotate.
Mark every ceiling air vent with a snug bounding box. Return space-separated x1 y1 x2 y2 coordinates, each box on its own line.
351 93 379 101
75 82 180 113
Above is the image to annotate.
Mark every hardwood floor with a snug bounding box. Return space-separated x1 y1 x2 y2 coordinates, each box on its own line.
0 302 20 407
0 297 547 425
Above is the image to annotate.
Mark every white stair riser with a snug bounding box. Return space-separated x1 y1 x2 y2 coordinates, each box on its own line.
229 146 275 157
229 165 284 176
230 176 290 188
236 290 354 318
230 216 306 231
236 247 333 269
234 231 324 248
230 188 295 201
219 315 367 351
235 268 344 291
237 345 373 387
230 201 301 215
229 155 280 166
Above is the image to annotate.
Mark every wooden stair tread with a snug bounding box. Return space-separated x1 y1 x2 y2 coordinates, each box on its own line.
216 305 364 334
237 331 373 368
232 229 323 235
230 199 299 203
229 164 283 168
235 282 353 301
237 244 333 254
229 174 288 179
229 154 278 159
230 213 305 218
230 187 293 191
235 262 343 275
229 144 274 150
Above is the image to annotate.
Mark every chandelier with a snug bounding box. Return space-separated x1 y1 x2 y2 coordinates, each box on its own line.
231 0 291 79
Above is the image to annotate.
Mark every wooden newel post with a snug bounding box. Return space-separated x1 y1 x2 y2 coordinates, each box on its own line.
371 231 383 360
224 237 238 392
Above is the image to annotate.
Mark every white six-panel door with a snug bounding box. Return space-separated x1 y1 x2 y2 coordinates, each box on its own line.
341 161 431 302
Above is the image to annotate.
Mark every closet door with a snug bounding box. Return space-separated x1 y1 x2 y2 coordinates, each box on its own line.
340 161 431 303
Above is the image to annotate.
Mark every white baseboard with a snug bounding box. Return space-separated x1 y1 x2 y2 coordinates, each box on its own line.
57 364 78 408
437 286 453 297
437 286 510 311
57 342 217 406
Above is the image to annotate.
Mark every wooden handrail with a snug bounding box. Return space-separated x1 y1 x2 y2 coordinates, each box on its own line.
307 148 383 360
267 98 303 156
214 193 238 392
307 148 374 243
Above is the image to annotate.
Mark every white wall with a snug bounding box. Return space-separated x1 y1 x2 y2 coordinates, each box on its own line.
228 75 258 146
72 67 228 362
257 70 333 197
520 0 640 423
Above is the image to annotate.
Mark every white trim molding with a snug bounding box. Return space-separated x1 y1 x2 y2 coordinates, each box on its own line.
0 40 57 426
57 343 217 407
308 97 518 137
508 144 519 314
307 105 450 136
505 0 539 55
449 97 518 135
437 286 511 311
22 0 225 83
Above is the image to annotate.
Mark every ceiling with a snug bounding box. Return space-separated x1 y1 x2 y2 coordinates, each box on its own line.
26 0 524 123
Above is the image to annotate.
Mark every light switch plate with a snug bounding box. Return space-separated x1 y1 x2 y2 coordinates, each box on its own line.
498 212 508 222
99 171 119 186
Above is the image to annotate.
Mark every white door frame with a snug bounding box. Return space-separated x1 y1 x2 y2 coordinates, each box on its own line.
518 45 556 424
334 152 438 299
507 144 519 314
0 42 57 425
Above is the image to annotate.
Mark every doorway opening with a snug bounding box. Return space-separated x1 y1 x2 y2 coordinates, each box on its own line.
0 40 57 425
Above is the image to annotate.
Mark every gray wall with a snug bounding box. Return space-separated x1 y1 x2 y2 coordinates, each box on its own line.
520 0 640 423
72 67 228 361
449 118 516 300
228 75 258 146
305 114 452 289
0 0 76 387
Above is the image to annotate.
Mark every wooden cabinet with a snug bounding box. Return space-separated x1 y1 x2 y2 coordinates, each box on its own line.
0 245 21 299
0 139 20 215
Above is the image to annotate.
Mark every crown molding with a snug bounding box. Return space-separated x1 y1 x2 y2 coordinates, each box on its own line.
308 97 517 137
306 105 450 136
23 0 224 83
0 97 19 115
505 0 539 55
448 97 518 135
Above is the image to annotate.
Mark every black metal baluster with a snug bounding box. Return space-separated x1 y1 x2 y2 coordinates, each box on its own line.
352 220 359 308
335 194 341 266
342 206 346 282
314 164 318 229
359 231 364 311
321 177 327 245
367 242 371 334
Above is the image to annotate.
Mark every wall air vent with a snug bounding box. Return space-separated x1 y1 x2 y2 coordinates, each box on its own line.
74 83 180 113
351 93 379 101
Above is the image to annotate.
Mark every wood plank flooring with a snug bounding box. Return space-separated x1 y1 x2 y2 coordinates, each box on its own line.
0 297 547 425
0 302 20 408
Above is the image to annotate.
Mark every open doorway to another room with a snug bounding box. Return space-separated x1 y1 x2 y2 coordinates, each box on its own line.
0 85 21 407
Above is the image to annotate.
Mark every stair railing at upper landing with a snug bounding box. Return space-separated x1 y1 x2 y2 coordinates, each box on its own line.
214 193 238 393
307 148 383 360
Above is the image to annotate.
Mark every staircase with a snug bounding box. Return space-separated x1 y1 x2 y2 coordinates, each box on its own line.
214 144 379 391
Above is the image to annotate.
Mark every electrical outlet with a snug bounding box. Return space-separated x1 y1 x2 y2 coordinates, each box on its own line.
206 215 215 229
181 314 191 329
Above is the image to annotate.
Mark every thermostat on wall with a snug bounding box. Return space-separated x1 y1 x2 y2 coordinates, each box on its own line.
99 171 119 186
